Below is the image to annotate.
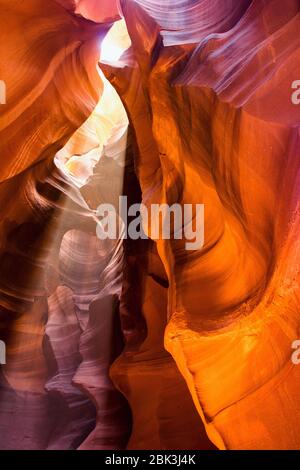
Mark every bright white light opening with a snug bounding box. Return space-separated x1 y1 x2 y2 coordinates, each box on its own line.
54 71 129 189
100 19 131 63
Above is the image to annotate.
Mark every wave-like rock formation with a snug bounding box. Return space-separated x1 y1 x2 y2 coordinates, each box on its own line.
103 0 300 450
0 0 300 450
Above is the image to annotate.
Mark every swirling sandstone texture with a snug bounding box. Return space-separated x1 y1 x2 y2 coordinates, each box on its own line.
0 0 300 450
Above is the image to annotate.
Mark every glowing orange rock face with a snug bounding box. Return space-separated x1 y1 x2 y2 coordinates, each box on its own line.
0 0 300 451
104 0 300 450
0 0 104 182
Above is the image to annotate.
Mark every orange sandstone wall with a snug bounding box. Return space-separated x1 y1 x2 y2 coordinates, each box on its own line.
0 0 300 450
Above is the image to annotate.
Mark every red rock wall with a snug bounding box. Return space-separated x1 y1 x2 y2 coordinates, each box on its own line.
0 0 300 450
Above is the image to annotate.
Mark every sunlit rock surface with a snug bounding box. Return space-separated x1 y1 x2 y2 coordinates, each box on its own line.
104 0 300 450
0 0 300 450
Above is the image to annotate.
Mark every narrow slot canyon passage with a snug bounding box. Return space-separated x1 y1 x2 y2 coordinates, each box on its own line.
0 0 300 452
0 22 133 450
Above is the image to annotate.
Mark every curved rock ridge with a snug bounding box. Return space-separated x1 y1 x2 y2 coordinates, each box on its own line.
45 284 97 450
0 150 131 449
45 230 130 450
119 0 252 46
110 233 216 449
102 0 300 449
0 0 107 183
175 0 300 111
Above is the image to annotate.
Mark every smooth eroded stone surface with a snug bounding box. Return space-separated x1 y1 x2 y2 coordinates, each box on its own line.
0 0 131 449
103 0 300 450
1 0 300 450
